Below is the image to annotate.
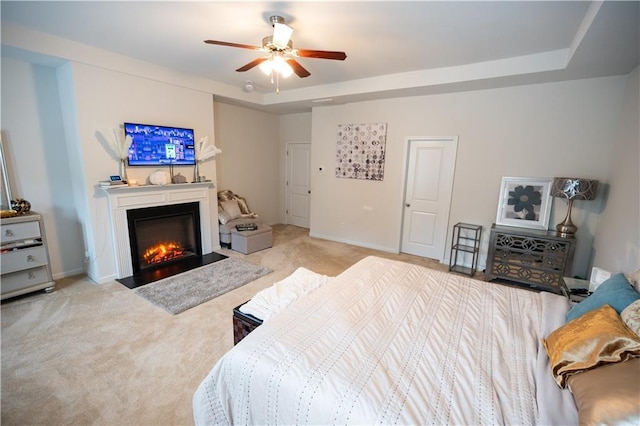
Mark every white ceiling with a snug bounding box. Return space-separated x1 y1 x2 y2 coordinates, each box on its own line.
2 1 639 114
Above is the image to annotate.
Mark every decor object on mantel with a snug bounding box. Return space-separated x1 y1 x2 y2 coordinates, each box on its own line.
172 173 187 184
148 169 172 185
194 136 222 183
110 129 133 184
551 177 599 237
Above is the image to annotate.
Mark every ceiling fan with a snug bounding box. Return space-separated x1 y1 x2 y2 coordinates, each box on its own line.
204 15 347 82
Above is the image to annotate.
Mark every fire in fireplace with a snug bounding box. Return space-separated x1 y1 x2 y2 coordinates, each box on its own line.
126 202 202 274
142 241 185 266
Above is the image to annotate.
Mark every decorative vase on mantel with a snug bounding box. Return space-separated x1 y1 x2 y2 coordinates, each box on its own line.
119 158 129 184
193 161 200 183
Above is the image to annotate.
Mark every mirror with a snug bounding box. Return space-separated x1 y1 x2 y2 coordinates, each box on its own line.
1 134 13 210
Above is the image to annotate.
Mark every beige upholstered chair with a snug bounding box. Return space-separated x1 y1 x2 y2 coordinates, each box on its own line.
217 190 262 246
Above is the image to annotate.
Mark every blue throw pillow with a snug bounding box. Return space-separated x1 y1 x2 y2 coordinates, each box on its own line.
566 273 640 322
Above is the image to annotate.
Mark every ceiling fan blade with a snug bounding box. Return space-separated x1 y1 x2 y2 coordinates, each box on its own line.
236 57 269 72
286 58 311 78
204 40 262 51
295 49 347 61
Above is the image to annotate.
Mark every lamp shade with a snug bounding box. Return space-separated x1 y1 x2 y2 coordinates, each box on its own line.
551 178 599 200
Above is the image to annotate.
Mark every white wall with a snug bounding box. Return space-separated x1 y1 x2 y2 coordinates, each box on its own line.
593 67 640 275
213 102 280 225
310 76 627 278
1 57 85 279
3 49 634 284
58 62 218 283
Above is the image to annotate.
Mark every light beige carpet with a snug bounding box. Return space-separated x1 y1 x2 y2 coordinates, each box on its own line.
1 225 451 425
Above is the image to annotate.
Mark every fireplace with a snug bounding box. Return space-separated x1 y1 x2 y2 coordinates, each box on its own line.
127 202 202 274
102 183 223 287
116 199 227 289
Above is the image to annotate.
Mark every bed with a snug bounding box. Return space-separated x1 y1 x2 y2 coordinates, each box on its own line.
193 255 579 425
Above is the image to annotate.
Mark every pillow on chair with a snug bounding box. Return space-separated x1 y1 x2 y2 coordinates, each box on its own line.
221 200 242 220
235 195 251 215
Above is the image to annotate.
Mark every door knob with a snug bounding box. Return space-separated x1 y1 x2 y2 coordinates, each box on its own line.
405 203 411 207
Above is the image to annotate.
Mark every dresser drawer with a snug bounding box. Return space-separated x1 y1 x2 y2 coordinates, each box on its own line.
1 267 52 295
1 220 41 244
1 246 48 274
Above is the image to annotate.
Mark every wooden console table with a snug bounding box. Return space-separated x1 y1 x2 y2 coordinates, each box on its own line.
484 224 575 294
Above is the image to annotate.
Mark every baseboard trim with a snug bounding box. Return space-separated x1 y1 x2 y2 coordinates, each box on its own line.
308 232 399 254
51 267 85 280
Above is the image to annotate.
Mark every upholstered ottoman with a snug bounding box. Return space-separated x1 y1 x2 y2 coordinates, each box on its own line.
231 225 273 254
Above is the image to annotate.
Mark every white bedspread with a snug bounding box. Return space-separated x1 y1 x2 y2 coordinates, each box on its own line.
194 256 577 425
239 266 330 321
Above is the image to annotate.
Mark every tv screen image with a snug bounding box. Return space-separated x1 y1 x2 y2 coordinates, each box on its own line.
125 123 196 166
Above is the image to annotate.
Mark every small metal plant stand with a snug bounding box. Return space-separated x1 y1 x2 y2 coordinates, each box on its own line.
449 223 482 277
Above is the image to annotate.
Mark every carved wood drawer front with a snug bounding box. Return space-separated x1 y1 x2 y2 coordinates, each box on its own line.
2 246 48 274
1 221 41 244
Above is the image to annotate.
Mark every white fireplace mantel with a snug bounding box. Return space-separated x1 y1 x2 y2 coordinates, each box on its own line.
102 183 217 278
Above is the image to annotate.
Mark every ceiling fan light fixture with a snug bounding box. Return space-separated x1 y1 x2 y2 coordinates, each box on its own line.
259 59 273 75
259 55 293 78
274 56 293 77
272 22 294 49
205 14 347 90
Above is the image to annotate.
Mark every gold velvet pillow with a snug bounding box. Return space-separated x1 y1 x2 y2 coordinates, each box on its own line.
567 358 640 426
543 304 640 388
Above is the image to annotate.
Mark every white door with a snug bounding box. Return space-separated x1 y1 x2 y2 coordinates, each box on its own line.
286 142 311 228
401 137 458 260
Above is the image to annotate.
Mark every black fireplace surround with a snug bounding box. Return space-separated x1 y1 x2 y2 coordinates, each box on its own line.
117 202 226 289
128 202 201 273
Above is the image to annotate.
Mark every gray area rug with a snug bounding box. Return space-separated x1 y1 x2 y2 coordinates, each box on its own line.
133 258 272 315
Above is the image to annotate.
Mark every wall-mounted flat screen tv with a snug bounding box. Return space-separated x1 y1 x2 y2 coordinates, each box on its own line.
125 122 196 166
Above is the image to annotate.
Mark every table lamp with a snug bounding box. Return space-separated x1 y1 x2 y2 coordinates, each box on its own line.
551 177 599 237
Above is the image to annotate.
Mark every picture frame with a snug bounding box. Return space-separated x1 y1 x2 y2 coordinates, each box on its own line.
495 177 553 230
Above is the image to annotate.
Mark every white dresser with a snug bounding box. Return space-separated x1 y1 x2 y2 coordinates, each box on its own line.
1 212 55 300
